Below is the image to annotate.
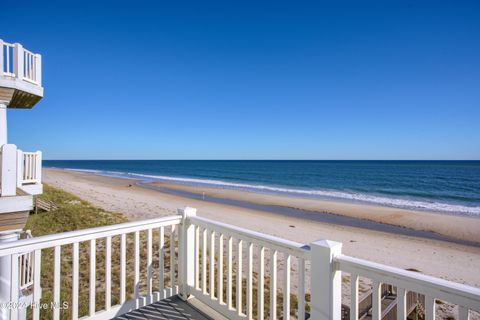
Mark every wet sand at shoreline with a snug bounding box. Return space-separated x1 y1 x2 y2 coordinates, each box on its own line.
43 168 480 289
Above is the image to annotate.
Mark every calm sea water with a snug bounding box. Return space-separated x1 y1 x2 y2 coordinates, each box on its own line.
44 160 480 216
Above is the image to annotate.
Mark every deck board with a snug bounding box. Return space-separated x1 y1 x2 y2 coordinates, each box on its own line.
113 296 213 320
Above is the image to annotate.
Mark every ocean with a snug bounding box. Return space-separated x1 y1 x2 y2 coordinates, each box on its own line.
44 160 480 216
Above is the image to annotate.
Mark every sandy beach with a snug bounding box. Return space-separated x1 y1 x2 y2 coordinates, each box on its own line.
43 168 480 291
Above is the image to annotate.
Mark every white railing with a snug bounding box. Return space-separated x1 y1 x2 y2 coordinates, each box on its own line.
22 49 39 84
337 255 480 320
0 209 479 320
0 215 182 320
0 40 42 86
188 215 310 320
0 146 42 196
17 150 42 185
19 231 34 290
1 42 15 77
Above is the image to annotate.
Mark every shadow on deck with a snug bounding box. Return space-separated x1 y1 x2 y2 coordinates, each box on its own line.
113 296 213 320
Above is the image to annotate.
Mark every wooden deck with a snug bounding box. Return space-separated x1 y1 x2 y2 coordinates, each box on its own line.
113 296 214 320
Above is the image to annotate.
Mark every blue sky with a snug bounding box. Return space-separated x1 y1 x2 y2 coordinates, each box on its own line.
3 1 480 160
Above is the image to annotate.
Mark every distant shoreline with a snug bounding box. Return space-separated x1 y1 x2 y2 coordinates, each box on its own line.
45 166 480 246
43 161 480 217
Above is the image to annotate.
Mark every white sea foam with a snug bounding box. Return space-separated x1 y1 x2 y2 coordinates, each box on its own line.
63 168 480 216
127 172 480 216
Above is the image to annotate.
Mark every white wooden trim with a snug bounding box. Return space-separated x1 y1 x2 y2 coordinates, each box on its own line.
350 273 359 320
0 216 181 256
257 246 265 320
236 239 243 316
283 253 291 319
269 249 277 320
53 246 61 320
336 255 480 311
72 242 79 319
190 216 309 260
32 250 41 320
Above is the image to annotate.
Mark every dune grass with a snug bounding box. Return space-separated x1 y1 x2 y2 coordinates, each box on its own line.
24 185 308 319
25 185 176 319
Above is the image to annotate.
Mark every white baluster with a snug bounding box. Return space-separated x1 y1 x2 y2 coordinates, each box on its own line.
210 230 215 299
270 249 277 320
218 233 224 304
283 253 291 319
298 258 305 320
372 281 382 320
159 226 165 293
120 234 126 304
147 229 153 295
105 236 112 310
247 242 253 319
258 246 265 320
32 250 41 320
202 228 207 294
53 246 61 320
425 296 435 320
194 226 199 290
350 274 359 320
237 239 243 315
89 239 96 316
170 225 176 287
227 236 233 309
134 231 140 299
72 242 79 319
396 288 406 320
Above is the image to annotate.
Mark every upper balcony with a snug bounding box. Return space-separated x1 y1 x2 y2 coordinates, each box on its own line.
0 40 43 108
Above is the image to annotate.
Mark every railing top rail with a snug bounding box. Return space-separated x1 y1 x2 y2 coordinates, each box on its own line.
336 255 480 311
190 215 311 259
0 215 181 257
23 47 35 55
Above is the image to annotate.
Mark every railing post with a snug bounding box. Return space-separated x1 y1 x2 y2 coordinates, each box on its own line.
0 39 4 75
13 43 23 80
35 151 42 184
16 149 23 188
0 233 20 320
310 239 342 320
35 54 42 85
0 102 7 147
1 144 18 196
178 207 197 301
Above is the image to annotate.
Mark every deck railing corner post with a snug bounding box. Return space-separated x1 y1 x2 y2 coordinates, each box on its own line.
35 53 42 85
0 39 4 75
35 150 42 183
1 144 18 196
13 43 23 80
177 207 197 300
16 149 23 188
310 239 343 320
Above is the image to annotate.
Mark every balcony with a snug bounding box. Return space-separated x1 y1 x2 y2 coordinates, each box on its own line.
0 208 478 320
0 145 42 232
0 145 42 198
0 40 43 108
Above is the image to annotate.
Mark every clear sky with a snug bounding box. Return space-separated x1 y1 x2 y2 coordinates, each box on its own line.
3 1 480 160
